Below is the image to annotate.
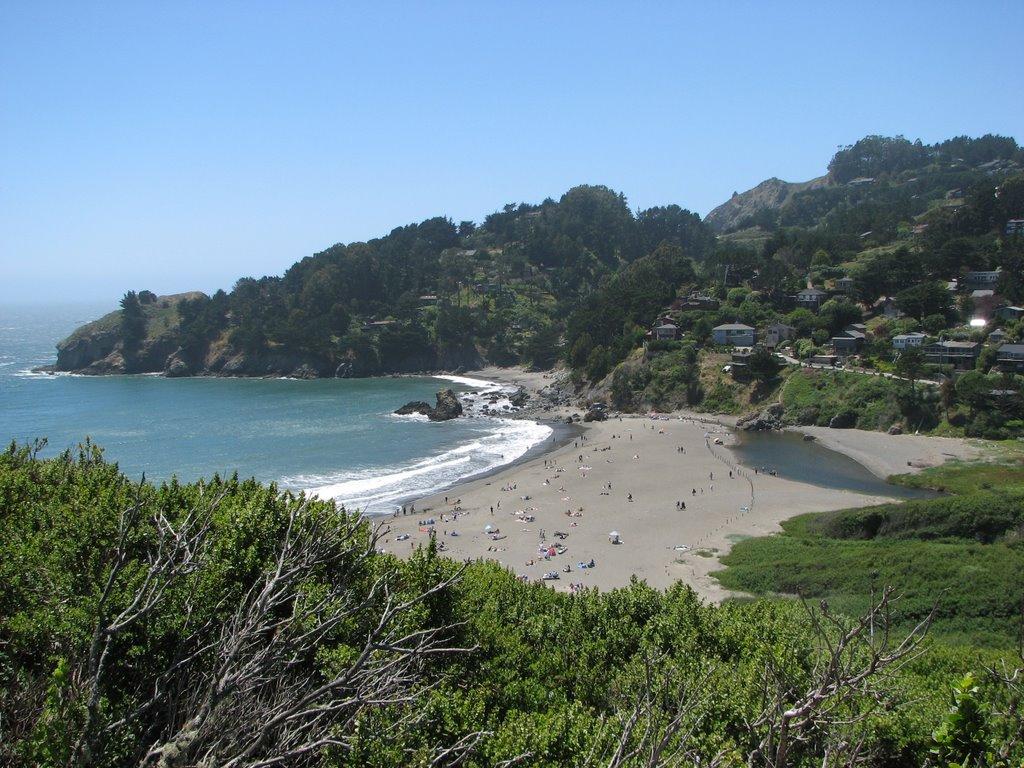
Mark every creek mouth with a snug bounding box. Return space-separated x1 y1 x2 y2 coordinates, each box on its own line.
730 430 935 500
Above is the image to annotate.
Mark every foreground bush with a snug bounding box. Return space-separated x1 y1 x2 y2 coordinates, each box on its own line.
2 441 1023 766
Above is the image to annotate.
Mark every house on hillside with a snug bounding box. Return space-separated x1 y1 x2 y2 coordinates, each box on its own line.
996 343 1024 372
712 323 756 347
831 327 866 356
796 287 828 310
988 328 1008 345
873 296 903 319
652 322 680 341
835 277 855 294
1006 219 1024 236
730 347 755 363
922 340 981 369
995 305 1024 322
893 332 927 349
764 322 796 348
965 268 1002 290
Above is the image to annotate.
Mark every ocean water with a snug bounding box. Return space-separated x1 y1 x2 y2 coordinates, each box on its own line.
0 303 552 513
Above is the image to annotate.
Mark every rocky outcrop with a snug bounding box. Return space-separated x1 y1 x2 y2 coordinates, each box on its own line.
394 389 464 421
737 402 784 431
704 175 830 232
164 350 193 378
55 327 120 371
394 401 434 417
430 389 463 420
828 410 857 429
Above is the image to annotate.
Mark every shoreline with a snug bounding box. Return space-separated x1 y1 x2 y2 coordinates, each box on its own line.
377 366 982 602
380 410 897 602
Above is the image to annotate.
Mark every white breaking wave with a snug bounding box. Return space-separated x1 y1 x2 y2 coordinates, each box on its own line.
293 418 552 514
433 374 503 392
15 368 78 379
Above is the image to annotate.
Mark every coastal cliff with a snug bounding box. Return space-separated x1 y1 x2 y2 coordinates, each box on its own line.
40 291 484 379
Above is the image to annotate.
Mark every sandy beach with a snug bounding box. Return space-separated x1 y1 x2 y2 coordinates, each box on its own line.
378 367 981 602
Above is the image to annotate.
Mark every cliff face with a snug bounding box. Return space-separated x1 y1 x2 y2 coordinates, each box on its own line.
704 175 830 232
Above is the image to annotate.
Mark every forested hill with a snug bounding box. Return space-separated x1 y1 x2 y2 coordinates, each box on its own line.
705 134 1024 233
46 185 715 378
45 133 1024 383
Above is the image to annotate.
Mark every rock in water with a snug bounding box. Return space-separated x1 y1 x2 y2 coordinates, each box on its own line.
429 388 463 421
394 389 464 421
394 401 434 417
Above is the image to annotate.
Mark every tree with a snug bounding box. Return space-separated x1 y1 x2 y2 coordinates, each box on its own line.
956 370 991 415
895 347 926 391
586 345 611 382
746 347 781 382
119 291 146 352
819 298 862 335
939 376 957 421
521 321 560 370
569 332 595 370
896 281 953 321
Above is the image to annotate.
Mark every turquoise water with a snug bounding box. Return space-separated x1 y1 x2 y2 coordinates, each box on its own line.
0 303 552 512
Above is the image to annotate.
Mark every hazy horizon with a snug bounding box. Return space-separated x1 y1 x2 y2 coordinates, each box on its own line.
3 1 1022 305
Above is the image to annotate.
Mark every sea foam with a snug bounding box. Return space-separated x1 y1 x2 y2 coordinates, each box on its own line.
297 416 552 514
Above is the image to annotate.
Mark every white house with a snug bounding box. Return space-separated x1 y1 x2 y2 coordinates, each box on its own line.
965 268 1002 290
892 332 927 349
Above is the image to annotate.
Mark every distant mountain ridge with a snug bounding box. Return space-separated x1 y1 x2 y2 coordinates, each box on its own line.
704 175 830 232
703 134 1024 235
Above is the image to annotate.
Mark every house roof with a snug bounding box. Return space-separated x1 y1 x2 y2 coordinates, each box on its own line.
654 323 678 331
713 323 754 331
971 289 995 298
798 288 827 296
930 340 980 349
998 344 1024 354
893 332 927 340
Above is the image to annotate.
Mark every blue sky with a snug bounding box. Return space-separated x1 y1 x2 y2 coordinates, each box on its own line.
2 1 1022 303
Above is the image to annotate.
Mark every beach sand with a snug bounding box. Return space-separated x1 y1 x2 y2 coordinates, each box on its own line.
377 367 982 602
379 413 892 601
